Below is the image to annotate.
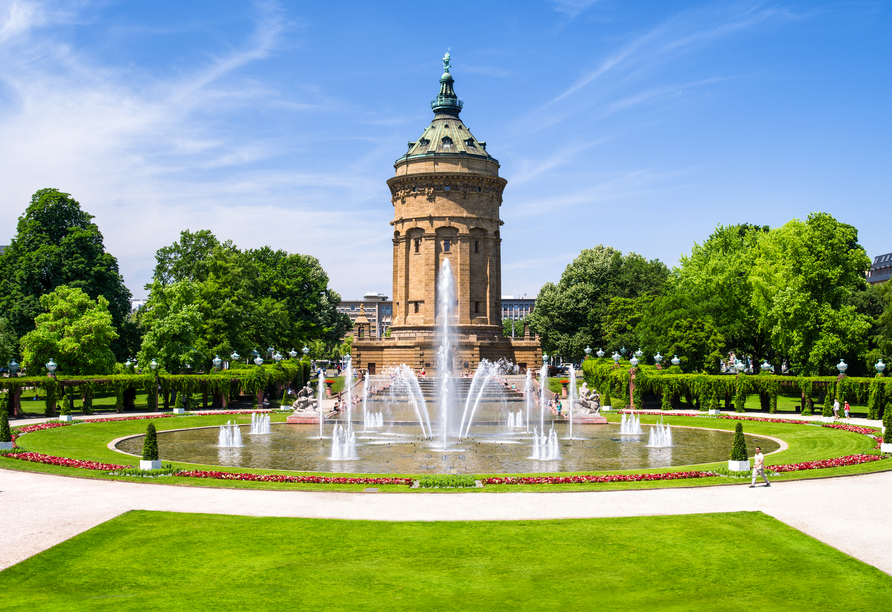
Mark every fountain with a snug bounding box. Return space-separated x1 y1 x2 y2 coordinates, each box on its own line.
436 259 457 449
567 365 577 439
249 413 271 435
531 425 562 460
507 410 524 428
647 421 673 448
459 358 511 437
619 412 643 435
217 421 243 447
317 370 326 439
329 424 358 460
523 369 533 433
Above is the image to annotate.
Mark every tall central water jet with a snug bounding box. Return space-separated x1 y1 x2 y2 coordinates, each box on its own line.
435 259 457 449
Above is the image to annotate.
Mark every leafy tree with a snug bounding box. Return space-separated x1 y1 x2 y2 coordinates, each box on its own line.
136 281 204 373
528 246 668 360
502 317 528 338
603 295 654 352
872 280 892 360
141 230 352 368
19 286 118 376
662 317 725 374
0 189 133 359
0 318 16 367
749 213 872 375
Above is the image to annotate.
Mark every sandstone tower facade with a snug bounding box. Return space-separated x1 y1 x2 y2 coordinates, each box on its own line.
352 54 541 373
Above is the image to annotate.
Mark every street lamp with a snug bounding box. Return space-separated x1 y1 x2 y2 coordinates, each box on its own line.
302 346 310 359
212 355 222 370
634 348 644 360
671 355 680 367
231 350 240 362
584 346 592 357
620 346 627 356
150 359 158 371
596 348 605 358
612 352 621 364
761 360 772 372
253 354 264 367
46 358 57 375
630 356 639 367
542 353 549 365
654 352 663 365
289 348 298 359
876 359 886 375
273 352 283 363
8 360 19 376
836 359 848 375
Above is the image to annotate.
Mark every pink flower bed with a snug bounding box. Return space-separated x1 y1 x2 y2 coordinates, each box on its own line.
6 451 126 472
483 471 714 485
176 470 413 486
768 454 885 472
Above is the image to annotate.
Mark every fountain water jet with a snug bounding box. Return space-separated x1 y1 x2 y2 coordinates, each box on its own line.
620 413 643 435
317 370 326 439
647 421 673 448
330 424 358 460
531 425 562 460
435 259 457 449
249 413 271 435
217 421 243 447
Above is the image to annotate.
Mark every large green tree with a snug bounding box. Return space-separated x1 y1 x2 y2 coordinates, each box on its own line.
139 230 352 368
0 318 16 368
19 286 118 376
0 189 133 359
749 213 872 375
527 246 668 360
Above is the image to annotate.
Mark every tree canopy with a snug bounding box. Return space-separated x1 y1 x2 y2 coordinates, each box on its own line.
137 230 352 369
19 286 118 376
0 189 133 358
527 245 668 360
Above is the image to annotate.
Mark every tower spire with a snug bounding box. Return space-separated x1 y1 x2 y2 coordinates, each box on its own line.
431 51 463 117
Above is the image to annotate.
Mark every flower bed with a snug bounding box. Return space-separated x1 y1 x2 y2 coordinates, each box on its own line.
176 469 412 486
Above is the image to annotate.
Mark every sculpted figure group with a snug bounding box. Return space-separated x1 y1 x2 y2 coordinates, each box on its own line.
291 383 317 412
574 382 602 414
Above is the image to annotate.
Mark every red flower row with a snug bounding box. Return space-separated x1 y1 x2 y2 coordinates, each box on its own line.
621 410 882 433
768 454 885 472
7 451 126 472
176 469 413 486
483 471 714 485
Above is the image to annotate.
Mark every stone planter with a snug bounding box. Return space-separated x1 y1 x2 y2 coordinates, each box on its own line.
561 387 568 398
173 408 185 414
601 405 612 412
59 414 73 422
140 459 162 471
881 443 892 454
728 459 750 472
821 416 835 423
0 441 13 450
708 409 721 415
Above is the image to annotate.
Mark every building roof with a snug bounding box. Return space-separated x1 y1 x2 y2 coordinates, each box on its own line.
395 53 497 165
868 252 892 284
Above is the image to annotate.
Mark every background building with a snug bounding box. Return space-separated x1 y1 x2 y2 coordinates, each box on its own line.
500 296 535 320
337 293 392 339
868 252 892 285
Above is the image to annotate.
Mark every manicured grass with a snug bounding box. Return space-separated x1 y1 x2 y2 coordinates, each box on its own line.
2 411 885 492
1 510 889 611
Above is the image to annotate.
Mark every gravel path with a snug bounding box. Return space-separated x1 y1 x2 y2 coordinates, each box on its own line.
2 468 891 574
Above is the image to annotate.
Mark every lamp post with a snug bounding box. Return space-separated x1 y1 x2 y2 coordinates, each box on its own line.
836 359 848 377
302 346 310 359
876 359 886 376
634 348 644 360
46 358 57 376
654 352 663 370
620 346 627 356
630 356 639 368
273 351 283 364
253 354 264 367
230 351 240 363
289 348 298 359
671 355 680 367
251 349 260 364
542 353 549 366
149 359 160 411
8 360 19 377
584 346 592 359
212 355 222 371
612 352 621 365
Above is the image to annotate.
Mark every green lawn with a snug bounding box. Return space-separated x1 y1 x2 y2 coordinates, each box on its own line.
1 511 889 611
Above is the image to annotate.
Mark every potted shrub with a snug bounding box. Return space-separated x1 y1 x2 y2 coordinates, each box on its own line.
707 389 721 416
821 395 835 423
140 422 162 470
59 389 73 422
882 408 892 454
728 422 750 471
0 407 13 450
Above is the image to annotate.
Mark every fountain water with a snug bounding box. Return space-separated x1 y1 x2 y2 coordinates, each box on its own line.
459 358 508 437
249 412 271 435
647 421 673 448
361 372 370 430
619 412 643 435
506 411 524 428
538 363 550 438
523 369 533 433
567 365 577 439
531 425 562 460
217 421 244 447
376 364 431 437
317 370 326 439
436 259 457 449
329 424 358 460
365 412 383 428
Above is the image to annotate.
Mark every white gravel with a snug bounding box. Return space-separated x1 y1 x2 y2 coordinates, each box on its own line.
2 468 891 574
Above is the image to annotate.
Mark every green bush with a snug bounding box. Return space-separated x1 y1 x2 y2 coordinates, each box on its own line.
142 422 159 461
730 422 748 461
602 383 612 409
884 408 892 445
0 408 11 443
822 382 834 417
418 474 477 489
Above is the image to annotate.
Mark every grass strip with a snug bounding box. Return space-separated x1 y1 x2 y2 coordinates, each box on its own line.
1 510 890 611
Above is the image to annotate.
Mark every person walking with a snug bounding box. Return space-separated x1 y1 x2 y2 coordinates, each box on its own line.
749 446 770 488
844 401 850 420
833 398 840 420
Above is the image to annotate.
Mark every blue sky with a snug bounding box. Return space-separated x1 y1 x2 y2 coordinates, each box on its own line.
1 0 889 301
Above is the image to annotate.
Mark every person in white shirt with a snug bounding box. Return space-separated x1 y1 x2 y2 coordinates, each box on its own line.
749 446 770 488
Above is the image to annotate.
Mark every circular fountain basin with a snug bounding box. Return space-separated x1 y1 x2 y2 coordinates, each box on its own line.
115 421 780 475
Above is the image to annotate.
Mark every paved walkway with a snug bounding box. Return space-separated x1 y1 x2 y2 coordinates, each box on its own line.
3 409 888 575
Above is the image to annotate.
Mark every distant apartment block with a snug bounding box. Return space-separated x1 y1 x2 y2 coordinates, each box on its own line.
500 295 536 320
868 253 892 285
338 292 393 338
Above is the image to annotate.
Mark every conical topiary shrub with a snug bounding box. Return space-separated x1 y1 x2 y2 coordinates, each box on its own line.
142 422 159 461
883 407 892 447
728 422 749 472
0 407 12 446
